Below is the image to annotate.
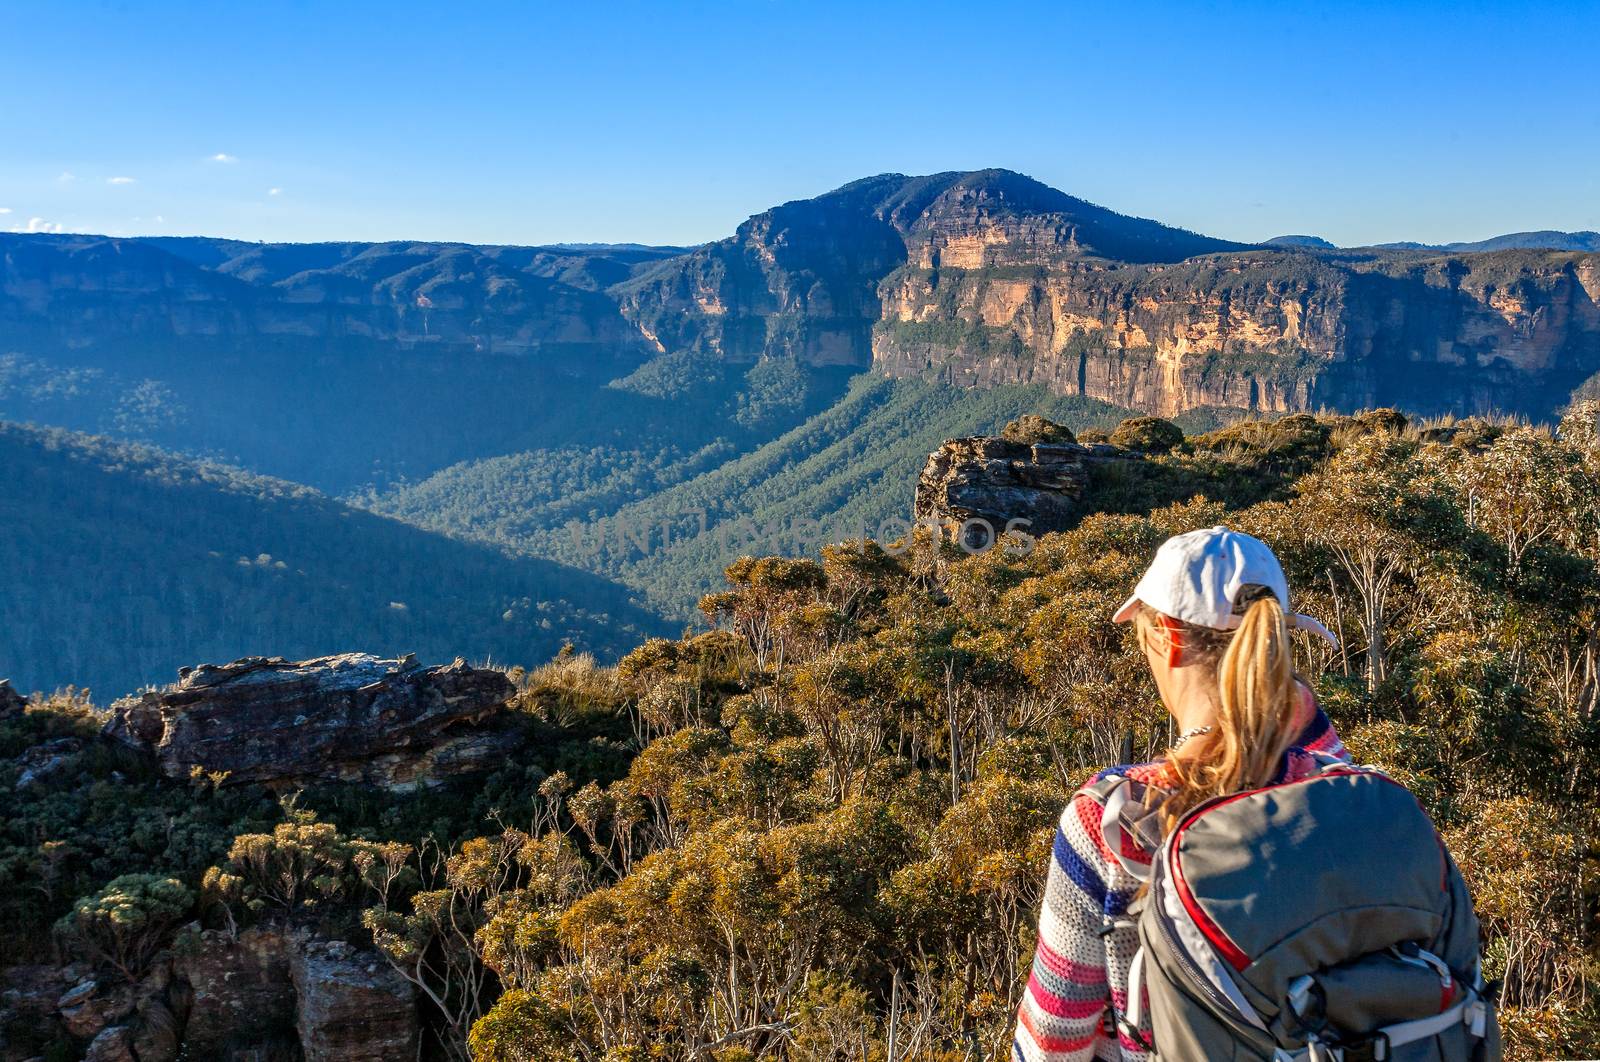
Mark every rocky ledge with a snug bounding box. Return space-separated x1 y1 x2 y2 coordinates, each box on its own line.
913 417 1144 550
1 926 415 1062
104 653 517 790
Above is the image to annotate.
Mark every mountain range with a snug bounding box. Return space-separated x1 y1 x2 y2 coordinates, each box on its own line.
1269 230 1600 253
4 168 1600 693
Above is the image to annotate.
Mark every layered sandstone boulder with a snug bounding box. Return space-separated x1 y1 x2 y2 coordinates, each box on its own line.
291 940 416 1062
104 653 517 790
914 433 1094 550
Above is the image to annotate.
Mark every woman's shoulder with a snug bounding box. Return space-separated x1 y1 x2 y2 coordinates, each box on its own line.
1062 762 1171 872
1079 758 1178 802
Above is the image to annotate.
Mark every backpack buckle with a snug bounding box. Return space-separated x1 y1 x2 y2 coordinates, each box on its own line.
1341 1031 1391 1061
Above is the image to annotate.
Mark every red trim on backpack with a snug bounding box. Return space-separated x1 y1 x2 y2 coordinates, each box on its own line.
1168 768 1370 973
1169 833 1253 971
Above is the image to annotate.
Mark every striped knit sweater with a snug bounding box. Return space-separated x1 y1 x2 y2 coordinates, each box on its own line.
1013 691 1349 1062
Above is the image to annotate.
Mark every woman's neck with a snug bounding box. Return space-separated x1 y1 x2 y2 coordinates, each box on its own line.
1167 677 1220 735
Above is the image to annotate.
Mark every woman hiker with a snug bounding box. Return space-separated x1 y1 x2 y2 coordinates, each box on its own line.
1013 526 1497 1062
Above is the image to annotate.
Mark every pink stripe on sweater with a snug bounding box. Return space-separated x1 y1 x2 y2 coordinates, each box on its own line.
1027 974 1108 1019
1018 1006 1099 1055
1035 938 1109 985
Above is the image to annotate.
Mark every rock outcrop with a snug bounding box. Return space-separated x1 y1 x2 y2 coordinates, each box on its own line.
14 736 83 789
104 653 518 789
915 434 1101 550
26 963 184 1062
6 925 420 1062
291 940 416 1062
0 962 90 1060
176 926 299 1059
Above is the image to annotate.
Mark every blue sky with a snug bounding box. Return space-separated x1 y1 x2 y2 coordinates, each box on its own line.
3 0 1597 248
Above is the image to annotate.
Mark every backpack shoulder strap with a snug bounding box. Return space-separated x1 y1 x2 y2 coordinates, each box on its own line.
1086 771 1164 883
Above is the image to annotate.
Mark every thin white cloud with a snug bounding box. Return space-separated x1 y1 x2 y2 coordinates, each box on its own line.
267 187 282 196
107 176 136 185
210 152 238 163
0 207 11 215
57 171 76 183
25 217 63 233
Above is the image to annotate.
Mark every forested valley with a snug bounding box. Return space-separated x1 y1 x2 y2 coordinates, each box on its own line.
8 406 1600 1060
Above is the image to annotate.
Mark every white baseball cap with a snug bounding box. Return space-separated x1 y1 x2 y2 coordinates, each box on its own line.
1112 526 1337 644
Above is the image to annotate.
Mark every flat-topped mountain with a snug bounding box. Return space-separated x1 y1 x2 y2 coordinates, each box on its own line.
615 169 1249 369
7 171 1600 428
614 170 1600 417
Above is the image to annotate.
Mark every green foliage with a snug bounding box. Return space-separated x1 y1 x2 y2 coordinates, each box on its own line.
0 422 667 696
1108 415 1185 453
9 408 1600 1060
1001 415 1076 445
451 375 1140 620
202 802 413 928
876 318 1029 359
469 989 577 1062
54 873 193 981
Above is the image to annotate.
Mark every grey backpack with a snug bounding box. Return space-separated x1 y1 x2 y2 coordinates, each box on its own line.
1095 760 1500 1061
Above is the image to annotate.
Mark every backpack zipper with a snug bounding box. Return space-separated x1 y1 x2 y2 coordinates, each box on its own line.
1149 859 1240 1019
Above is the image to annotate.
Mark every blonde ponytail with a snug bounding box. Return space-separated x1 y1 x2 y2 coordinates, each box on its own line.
1139 595 1302 833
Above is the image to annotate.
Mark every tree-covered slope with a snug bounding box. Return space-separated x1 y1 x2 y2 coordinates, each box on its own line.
9 410 1597 1062
1 234 799 494
368 375 1215 617
0 422 672 697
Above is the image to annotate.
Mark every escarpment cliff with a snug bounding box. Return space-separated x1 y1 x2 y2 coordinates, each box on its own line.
8 170 1600 422
874 248 1600 417
615 170 1600 419
614 169 1246 369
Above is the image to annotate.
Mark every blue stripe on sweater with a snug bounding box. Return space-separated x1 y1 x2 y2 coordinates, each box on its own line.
1053 827 1109 908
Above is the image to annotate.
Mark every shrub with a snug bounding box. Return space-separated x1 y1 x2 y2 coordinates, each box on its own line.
1108 415 1184 453
55 873 193 981
1001 415 1075 445
468 989 577 1062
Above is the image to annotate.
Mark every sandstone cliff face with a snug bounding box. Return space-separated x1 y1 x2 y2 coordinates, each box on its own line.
105 653 518 790
290 939 416 1062
616 170 1600 419
873 249 1600 419
615 169 1245 370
